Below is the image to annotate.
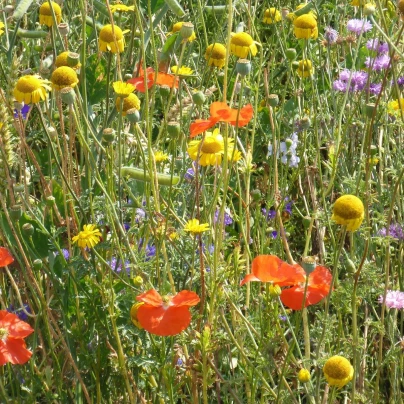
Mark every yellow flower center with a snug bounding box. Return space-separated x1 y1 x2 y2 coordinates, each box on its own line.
16 76 42 93
0 327 8 340
205 43 226 59
231 32 254 47
200 136 223 153
39 1 61 16
298 60 312 70
52 66 78 87
100 24 123 42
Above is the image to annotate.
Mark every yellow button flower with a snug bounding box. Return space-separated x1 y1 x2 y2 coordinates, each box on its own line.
55 51 81 70
51 66 79 90
14 75 51 104
230 32 259 58
39 1 62 27
293 14 318 39
130 302 144 329
323 355 354 388
297 59 314 78
205 43 227 69
113 81 135 98
331 195 364 231
170 22 196 42
263 8 281 24
72 224 102 249
297 368 311 383
116 93 141 116
99 24 126 53
184 219 209 235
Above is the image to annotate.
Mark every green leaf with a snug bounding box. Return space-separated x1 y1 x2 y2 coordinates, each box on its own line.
85 54 107 106
13 0 34 20
162 33 178 54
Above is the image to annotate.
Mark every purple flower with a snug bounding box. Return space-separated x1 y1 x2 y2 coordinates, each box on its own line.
378 290 404 309
184 167 195 181
214 208 233 226
284 201 293 215
123 222 131 231
108 257 131 275
365 54 390 71
138 238 156 260
369 83 382 95
279 315 287 322
177 358 184 366
262 208 276 220
367 39 389 54
394 77 404 86
135 208 146 223
7 304 31 321
270 230 278 239
347 19 373 34
378 223 404 240
14 104 30 119
55 248 70 261
324 26 338 44
333 70 368 92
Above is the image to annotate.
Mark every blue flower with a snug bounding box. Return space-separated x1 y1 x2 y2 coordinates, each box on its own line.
214 208 233 226
108 257 131 275
14 104 30 119
7 304 31 321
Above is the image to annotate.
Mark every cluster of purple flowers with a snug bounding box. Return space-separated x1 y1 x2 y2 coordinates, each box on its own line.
268 133 300 168
14 104 30 119
347 19 373 35
378 223 404 240
378 290 404 309
365 40 390 71
333 70 368 92
366 38 389 53
108 257 131 275
138 238 156 260
214 208 233 226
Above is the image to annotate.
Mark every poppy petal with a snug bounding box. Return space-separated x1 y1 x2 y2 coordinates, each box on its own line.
170 290 200 307
228 104 254 127
210 102 232 121
0 247 14 267
136 289 163 306
0 312 34 339
155 72 179 89
137 305 192 336
190 119 215 138
240 273 260 286
0 338 32 365
280 284 330 310
308 266 332 287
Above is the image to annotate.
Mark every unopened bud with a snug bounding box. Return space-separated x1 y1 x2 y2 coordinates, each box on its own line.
167 121 180 137
180 22 194 40
126 108 141 123
22 223 35 236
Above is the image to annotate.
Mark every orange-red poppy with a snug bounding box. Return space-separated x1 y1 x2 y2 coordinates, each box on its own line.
0 247 14 267
280 265 332 310
128 67 179 93
0 310 34 365
136 289 200 336
240 255 305 287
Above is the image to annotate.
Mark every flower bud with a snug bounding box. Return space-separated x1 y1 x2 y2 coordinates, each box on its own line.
180 22 194 40
251 189 261 201
126 108 141 123
301 256 317 274
67 52 80 68
370 145 378 156
159 84 171 98
167 121 180 137
10 205 22 221
102 128 115 143
192 91 206 106
236 59 251 77
365 103 376 118
269 284 281 297
4 5 14 14
298 368 311 383
46 196 56 207
268 94 279 107
60 87 76 105
22 223 35 236
47 126 58 139
286 48 297 61
133 275 143 287
33 259 43 270
300 117 311 129
14 183 25 193
363 3 376 16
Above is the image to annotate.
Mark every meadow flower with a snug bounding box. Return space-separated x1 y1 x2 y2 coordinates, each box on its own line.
388 98 404 114
293 14 318 39
128 66 178 92
0 310 34 365
6 304 31 322
154 151 169 163
378 290 404 309
298 369 311 383
170 22 196 42
347 19 372 34
110 3 135 12
0 22 5 36
55 248 70 261
39 1 62 27
378 223 404 239
214 208 233 226
366 38 389 53
14 104 30 119
108 257 130 275
116 93 141 116
184 167 195 181
324 26 338 44
331 195 364 231
99 24 126 53
297 59 314 78
369 83 382 95
333 70 368 92
184 219 209 235
55 51 81 70
51 66 79 90
263 8 281 24
323 356 354 388
14 75 51 104
130 302 144 328
136 289 200 336
72 224 102 248
171 65 193 76
351 0 365 5
205 43 227 69
113 81 135 98
230 32 258 58
0 247 14 267
365 54 390 70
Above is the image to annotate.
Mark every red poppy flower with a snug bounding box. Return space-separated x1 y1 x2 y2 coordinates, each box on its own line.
0 247 14 267
240 255 305 287
190 118 216 138
0 310 34 365
280 265 332 310
128 67 179 93
136 289 200 336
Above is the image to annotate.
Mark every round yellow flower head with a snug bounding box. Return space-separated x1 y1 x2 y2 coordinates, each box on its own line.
230 32 258 58
205 43 227 69
331 195 364 231
51 66 79 90
55 51 81 70
184 219 210 235
99 24 125 53
116 93 141 116
323 355 354 388
263 8 281 24
39 1 62 27
171 65 193 76
72 224 102 249
297 59 314 78
388 98 404 114
170 22 196 42
14 75 51 104
293 14 318 39
130 302 144 329
188 129 226 166
297 368 311 383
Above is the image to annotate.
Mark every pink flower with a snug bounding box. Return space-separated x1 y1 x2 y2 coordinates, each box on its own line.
378 290 404 309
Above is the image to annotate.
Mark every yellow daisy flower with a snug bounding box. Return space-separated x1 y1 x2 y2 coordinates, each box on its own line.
171 65 193 76
230 32 259 58
72 224 102 249
110 3 135 12
205 43 227 69
323 356 354 388
331 195 364 231
99 24 126 53
154 151 169 163
116 93 141 116
187 129 224 166
297 59 314 78
263 8 281 24
184 219 210 235
113 81 135 98
14 75 51 104
0 22 5 36
293 14 318 39
388 98 404 114
51 66 79 90
170 22 196 42
130 302 144 329
39 1 62 27
55 51 81 70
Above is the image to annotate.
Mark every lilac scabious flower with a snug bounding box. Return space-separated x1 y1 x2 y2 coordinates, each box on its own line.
108 257 131 275
347 19 373 34
365 54 390 71
366 38 389 54
395 77 404 86
378 223 404 240
214 208 233 226
369 83 382 95
378 290 404 309
324 26 338 44
333 70 368 92
55 248 70 260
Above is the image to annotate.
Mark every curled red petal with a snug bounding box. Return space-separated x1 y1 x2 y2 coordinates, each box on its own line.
0 338 32 365
136 289 163 307
240 273 260 286
170 290 200 307
189 119 215 138
0 247 14 267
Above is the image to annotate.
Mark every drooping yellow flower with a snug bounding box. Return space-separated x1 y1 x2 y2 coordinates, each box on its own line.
171 65 193 76
170 22 196 42
184 219 210 235
263 8 281 24
293 14 318 39
154 151 169 163
72 224 102 249
388 98 404 114
130 302 144 328
110 2 135 12
14 75 51 104
297 369 311 383
323 356 354 388
205 43 227 69
230 32 259 58
39 1 62 27
55 51 81 70
0 22 5 36
297 59 314 78
116 93 141 116
51 66 79 90
99 24 126 53
351 0 364 6
331 195 364 231
113 81 135 98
